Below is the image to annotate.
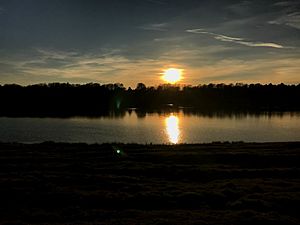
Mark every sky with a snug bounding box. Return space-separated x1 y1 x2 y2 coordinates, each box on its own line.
0 0 299 87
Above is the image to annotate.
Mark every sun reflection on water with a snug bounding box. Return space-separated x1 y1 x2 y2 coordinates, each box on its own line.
165 115 180 144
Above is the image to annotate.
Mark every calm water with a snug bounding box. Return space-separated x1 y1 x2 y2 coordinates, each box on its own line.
0 111 300 144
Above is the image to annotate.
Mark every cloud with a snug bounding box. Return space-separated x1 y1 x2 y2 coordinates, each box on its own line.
186 29 286 49
0 48 170 87
188 57 300 84
273 1 300 7
274 1 291 7
1 45 299 86
269 1 300 29
226 1 253 16
139 23 168 31
269 12 300 29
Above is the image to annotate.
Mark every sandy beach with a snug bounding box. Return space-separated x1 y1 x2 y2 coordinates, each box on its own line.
0 142 299 224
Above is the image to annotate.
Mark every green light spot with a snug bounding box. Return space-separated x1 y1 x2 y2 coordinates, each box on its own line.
116 100 121 109
117 150 121 154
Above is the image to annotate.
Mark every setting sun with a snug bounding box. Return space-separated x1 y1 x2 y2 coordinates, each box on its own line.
162 68 183 84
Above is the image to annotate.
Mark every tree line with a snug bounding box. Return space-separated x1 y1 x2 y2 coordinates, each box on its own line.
0 82 299 117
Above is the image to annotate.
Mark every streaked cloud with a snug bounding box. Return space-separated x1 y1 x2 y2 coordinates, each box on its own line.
139 23 168 31
269 1 300 29
187 57 300 84
274 1 293 7
269 12 300 29
1 45 299 86
273 1 300 7
0 0 299 85
186 29 286 49
0 48 169 86
226 1 253 16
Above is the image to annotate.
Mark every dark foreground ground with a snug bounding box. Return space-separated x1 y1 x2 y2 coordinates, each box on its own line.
0 142 299 225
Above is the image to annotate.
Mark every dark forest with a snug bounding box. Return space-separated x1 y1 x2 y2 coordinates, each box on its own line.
1 83 300 117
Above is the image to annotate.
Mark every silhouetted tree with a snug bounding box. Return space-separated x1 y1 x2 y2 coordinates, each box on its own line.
136 83 146 91
0 82 299 117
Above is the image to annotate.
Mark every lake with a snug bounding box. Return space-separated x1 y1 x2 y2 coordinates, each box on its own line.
0 110 300 144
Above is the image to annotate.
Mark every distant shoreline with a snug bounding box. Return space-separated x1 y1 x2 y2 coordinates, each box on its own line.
1 83 300 116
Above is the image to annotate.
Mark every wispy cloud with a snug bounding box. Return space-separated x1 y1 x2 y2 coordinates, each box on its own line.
226 1 252 16
273 1 300 7
186 29 286 49
1 46 299 86
0 48 169 86
269 1 300 29
274 1 291 7
269 12 300 29
187 57 300 84
139 23 168 31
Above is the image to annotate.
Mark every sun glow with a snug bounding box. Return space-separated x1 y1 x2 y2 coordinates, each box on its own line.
162 68 183 84
165 115 180 144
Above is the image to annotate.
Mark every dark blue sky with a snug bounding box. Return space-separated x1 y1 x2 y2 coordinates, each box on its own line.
0 0 299 86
